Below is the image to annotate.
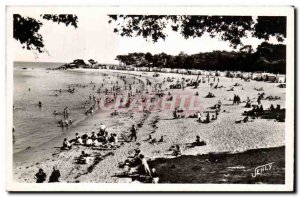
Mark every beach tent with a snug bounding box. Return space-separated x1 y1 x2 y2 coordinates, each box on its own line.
152 67 159 72
190 70 199 75
266 74 277 82
179 69 188 74
252 73 263 81
218 71 226 77
261 73 268 81
276 75 286 83
202 71 209 76
235 71 242 78
171 69 179 73
242 72 251 79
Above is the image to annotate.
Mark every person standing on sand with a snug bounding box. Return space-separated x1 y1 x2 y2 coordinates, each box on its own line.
139 154 151 176
48 166 61 182
130 125 137 142
35 169 47 183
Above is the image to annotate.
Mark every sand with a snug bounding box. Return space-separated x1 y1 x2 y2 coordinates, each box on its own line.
13 69 286 183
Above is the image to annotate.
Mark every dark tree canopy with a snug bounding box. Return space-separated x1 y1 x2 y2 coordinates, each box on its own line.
253 16 286 42
40 14 78 28
13 14 78 53
115 43 286 74
13 14 44 53
108 15 286 48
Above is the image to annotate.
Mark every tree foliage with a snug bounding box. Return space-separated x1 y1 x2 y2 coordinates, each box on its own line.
13 14 78 53
108 15 286 48
13 14 44 53
115 43 286 74
40 14 78 28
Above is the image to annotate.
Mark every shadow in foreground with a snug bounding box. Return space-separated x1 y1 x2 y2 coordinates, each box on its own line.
148 146 285 184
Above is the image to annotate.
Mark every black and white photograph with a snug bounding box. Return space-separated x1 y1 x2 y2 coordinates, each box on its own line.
6 6 294 192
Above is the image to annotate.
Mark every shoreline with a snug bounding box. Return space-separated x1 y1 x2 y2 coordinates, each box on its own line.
13 68 285 183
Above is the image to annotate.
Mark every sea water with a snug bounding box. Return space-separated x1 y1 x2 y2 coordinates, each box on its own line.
13 62 114 153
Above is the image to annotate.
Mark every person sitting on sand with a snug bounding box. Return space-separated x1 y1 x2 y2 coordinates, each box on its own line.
81 133 89 142
85 137 93 146
158 136 164 143
197 111 202 122
76 136 83 145
131 177 141 184
92 139 100 146
151 168 159 183
74 133 79 140
173 110 178 119
243 116 249 123
139 154 151 176
35 168 47 183
62 138 72 150
172 145 182 157
236 95 241 105
211 115 216 120
195 135 201 144
124 149 142 167
228 87 234 92
98 131 108 143
217 100 222 109
245 97 251 108
48 166 60 183
270 104 275 111
259 104 264 112
108 133 117 145
76 151 91 164
192 135 206 146
53 110 58 116
99 123 106 133
91 132 97 141
205 112 210 123
205 92 215 98
145 134 152 141
38 101 42 108
214 111 219 120
111 110 118 116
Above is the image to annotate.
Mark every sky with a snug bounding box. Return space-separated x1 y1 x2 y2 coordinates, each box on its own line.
11 9 283 64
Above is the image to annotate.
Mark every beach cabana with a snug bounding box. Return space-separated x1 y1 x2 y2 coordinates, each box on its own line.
218 71 226 77
276 75 286 83
266 74 277 82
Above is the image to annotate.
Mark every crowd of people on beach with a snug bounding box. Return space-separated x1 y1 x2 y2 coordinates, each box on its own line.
24 70 285 184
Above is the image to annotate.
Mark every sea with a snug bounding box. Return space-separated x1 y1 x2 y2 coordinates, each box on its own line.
13 61 113 153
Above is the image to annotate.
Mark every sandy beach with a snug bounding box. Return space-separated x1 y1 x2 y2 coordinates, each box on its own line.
13 69 285 184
